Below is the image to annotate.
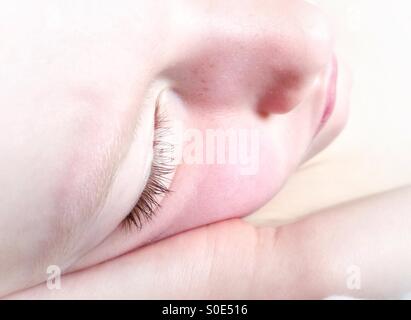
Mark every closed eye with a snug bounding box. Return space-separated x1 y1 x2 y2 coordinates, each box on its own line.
123 106 175 230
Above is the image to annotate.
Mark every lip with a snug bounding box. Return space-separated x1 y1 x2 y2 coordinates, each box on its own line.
315 56 338 135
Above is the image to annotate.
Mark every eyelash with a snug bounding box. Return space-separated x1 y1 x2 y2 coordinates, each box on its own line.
123 110 175 230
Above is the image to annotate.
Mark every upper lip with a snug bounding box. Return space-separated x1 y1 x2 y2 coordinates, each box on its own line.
315 56 338 135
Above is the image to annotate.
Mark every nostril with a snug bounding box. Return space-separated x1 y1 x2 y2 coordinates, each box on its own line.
255 4 334 116
255 4 334 115
256 70 318 115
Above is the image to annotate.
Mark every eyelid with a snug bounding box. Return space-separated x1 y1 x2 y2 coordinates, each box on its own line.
123 100 175 230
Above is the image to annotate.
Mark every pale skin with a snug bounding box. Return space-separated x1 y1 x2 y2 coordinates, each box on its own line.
1 0 410 299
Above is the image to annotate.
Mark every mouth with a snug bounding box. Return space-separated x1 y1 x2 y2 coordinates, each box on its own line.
315 56 338 135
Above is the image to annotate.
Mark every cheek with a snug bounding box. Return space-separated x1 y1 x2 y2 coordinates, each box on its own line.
156 132 299 237
153 101 320 238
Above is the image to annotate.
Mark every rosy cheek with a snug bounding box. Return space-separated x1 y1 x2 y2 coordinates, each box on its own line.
155 134 296 238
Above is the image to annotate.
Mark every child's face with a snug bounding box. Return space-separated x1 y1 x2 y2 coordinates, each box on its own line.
0 0 349 295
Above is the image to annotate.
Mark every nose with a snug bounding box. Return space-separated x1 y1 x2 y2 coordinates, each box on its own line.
257 3 334 114
163 0 333 115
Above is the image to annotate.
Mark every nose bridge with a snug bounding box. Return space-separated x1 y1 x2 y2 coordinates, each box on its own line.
164 0 333 114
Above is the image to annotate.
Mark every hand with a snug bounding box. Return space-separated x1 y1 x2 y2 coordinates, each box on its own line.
8 187 411 299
